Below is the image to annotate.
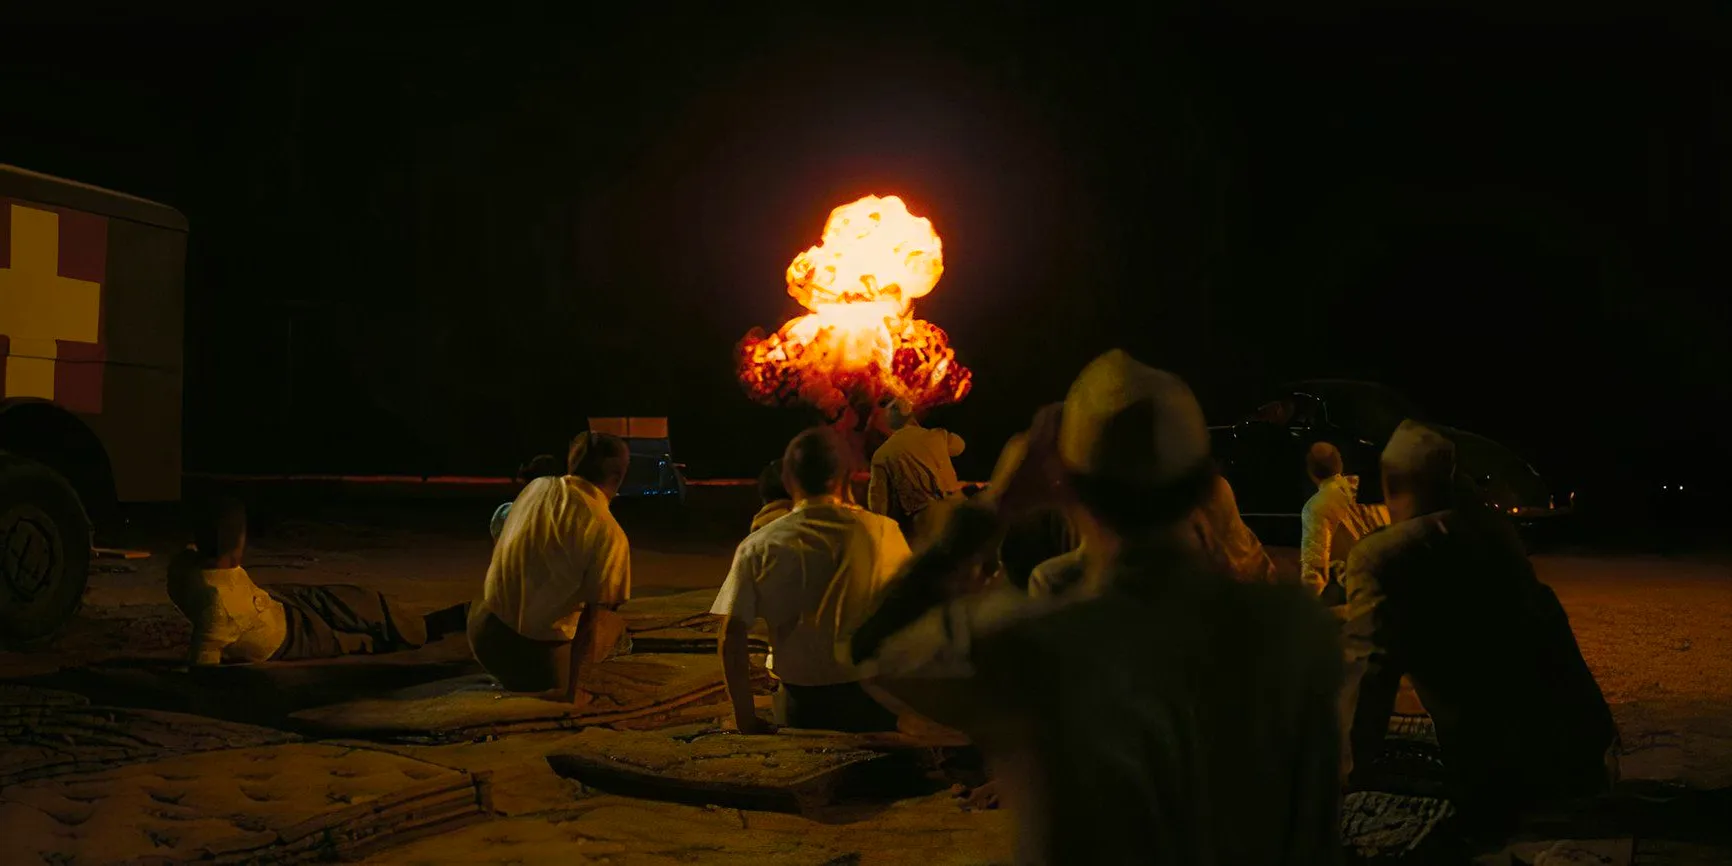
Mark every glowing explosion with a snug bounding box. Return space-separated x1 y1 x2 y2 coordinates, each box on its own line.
737 195 973 417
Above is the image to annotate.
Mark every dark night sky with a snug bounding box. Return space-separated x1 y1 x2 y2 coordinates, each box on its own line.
3 5 1726 489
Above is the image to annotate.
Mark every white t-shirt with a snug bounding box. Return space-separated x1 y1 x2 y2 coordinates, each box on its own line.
482 475 631 642
710 499 911 687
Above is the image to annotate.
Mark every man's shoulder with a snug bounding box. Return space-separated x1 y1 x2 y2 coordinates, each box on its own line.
848 507 902 536
1347 516 1431 566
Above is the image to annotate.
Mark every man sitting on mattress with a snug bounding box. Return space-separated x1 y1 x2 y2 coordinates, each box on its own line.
712 427 913 733
166 497 469 666
469 431 634 705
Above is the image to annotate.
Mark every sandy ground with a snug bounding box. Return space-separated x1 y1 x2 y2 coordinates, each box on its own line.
3 493 1729 864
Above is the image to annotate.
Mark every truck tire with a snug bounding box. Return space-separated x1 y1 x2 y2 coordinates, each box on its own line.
0 455 91 647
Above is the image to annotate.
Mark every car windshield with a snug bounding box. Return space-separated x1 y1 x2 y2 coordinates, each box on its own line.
1292 382 1421 441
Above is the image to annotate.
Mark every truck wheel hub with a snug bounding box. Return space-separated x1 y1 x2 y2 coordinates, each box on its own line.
1 506 62 603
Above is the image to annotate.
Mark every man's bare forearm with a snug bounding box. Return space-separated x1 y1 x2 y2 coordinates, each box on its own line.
719 624 758 730
563 605 604 701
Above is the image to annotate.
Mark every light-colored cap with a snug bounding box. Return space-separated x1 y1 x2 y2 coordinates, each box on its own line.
1057 349 1210 486
1381 419 1455 479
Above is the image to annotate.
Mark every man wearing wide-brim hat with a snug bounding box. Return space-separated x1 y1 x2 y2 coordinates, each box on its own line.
847 349 1344 865
1338 419 1618 839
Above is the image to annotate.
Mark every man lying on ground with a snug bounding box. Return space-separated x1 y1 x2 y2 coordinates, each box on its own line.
849 350 1344 865
166 497 468 667
491 454 565 541
1339 420 1618 839
712 427 912 734
470 432 633 704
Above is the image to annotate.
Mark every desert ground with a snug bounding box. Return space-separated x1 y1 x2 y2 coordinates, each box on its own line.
2 482 1729 865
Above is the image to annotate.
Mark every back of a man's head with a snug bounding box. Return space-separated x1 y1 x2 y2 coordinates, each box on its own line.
569 431 630 492
880 396 915 431
782 427 847 500
1306 441 1344 485
1057 350 1216 535
192 496 248 559
519 454 563 484
758 458 790 505
1381 420 1457 515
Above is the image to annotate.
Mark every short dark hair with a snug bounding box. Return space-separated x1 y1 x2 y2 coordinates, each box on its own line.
192 496 247 558
758 459 790 504
519 454 563 483
782 427 848 498
569 432 630 486
1306 442 1344 484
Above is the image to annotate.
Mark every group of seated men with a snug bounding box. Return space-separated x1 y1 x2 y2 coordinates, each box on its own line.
164 347 1619 862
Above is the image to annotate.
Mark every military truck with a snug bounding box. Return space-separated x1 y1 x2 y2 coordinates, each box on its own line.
1 164 186 645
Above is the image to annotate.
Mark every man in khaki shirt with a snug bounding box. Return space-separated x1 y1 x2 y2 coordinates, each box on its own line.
867 396 966 547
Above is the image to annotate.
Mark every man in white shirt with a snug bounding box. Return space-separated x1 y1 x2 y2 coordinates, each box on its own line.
1299 442 1389 604
868 396 966 547
490 454 564 540
712 427 913 734
166 497 466 666
469 432 632 705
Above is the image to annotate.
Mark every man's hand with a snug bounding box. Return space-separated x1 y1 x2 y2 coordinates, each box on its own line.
984 403 1067 517
735 714 778 736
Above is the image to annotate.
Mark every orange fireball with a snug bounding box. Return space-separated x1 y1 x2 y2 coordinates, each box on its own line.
738 195 973 416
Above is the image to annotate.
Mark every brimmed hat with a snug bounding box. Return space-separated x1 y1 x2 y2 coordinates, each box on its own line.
1058 349 1211 487
1381 419 1455 480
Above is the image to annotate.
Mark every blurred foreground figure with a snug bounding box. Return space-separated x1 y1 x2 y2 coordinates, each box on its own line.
752 458 794 532
167 498 466 666
713 428 911 733
868 396 967 547
1188 473 1279 584
1299 442 1389 604
850 350 1344 865
491 454 564 541
991 432 1081 594
1028 467 1272 600
1340 421 1618 835
470 432 632 704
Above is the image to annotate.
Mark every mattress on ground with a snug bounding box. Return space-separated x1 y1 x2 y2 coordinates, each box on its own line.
6 638 483 727
544 727 955 815
0 742 492 865
0 685 300 788
628 624 769 654
289 653 771 744
1342 790 1456 861
619 590 725 632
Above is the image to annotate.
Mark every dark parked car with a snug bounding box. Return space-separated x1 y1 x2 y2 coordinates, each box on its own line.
1210 380 1567 528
